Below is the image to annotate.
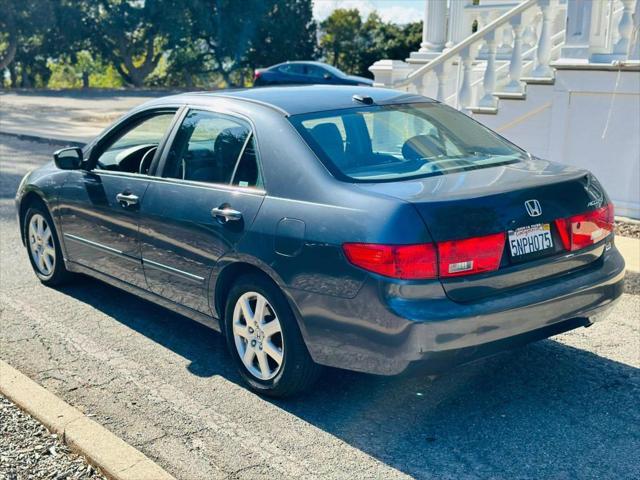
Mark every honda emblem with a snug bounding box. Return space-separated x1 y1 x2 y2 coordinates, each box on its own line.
525 199 542 217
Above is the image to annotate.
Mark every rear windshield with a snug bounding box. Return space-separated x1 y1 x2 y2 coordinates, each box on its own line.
290 102 525 182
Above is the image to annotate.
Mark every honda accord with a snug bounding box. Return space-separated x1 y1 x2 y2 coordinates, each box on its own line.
16 86 625 396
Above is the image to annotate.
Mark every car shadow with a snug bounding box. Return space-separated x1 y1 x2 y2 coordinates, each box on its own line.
55 276 640 478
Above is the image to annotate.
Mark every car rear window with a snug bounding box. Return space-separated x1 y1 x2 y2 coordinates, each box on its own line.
289 103 525 182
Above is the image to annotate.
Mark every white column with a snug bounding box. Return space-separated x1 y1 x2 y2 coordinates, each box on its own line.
479 31 498 108
369 60 413 87
497 24 514 59
458 47 474 109
532 0 553 77
434 63 449 102
446 0 472 49
614 0 636 56
559 0 593 62
630 0 640 60
503 16 524 93
419 0 447 55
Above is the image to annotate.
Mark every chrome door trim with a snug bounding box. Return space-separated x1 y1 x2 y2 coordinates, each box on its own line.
94 170 266 196
142 257 205 284
63 233 140 263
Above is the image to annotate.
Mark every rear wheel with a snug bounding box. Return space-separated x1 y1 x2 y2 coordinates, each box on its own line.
224 274 321 397
24 204 73 286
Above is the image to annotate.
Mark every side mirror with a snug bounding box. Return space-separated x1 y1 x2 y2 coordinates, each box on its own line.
53 147 83 170
323 73 332 80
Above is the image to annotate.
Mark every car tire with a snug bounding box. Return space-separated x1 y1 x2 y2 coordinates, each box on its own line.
24 203 73 286
223 273 322 397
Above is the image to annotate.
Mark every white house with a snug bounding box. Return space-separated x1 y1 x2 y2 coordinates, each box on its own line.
370 0 640 219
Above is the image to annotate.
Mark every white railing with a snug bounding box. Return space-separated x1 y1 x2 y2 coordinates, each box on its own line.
445 27 566 107
372 0 635 112
394 0 567 110
391 0 540 96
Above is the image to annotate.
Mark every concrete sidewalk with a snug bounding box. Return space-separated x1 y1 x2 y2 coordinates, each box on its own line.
617 236 639 272
0 90 166 144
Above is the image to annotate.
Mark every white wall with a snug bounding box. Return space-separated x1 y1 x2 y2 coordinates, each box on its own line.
473 68 640 218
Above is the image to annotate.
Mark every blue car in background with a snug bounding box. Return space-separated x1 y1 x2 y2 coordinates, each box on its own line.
16 86 624 397
254 61 373 87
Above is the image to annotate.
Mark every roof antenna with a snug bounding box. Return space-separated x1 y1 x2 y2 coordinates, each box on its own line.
352 94 374 105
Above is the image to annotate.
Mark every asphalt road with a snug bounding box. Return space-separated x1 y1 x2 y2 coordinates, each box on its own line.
1 135 639 479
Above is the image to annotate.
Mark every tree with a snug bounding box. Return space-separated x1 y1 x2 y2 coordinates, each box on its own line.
77 0 185 87
246 0 317 68
319 9 363 73
184 0 268 87
319 9 422 78
1 0 63 87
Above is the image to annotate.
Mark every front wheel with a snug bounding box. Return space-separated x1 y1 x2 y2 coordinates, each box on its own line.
24 204 73 286
224 274 322 397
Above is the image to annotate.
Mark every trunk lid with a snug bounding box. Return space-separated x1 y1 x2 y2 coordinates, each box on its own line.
357 157 610 302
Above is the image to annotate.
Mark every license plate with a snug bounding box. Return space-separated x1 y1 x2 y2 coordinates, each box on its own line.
508 223 553 257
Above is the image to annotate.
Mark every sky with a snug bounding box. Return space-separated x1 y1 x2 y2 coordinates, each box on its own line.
312 0 424 25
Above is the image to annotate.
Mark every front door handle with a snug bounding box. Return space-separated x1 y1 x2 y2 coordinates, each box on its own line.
211 206 242 222
116 192 139 208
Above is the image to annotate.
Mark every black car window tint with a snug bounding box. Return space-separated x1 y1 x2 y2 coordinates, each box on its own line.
306 65 327 78
291 103 524 182
164 110 250 185
279 64 304 74
95 113 175 173
231 135 263 188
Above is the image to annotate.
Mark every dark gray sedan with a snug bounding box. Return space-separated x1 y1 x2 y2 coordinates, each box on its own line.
16 86 624 396
253 61 373 87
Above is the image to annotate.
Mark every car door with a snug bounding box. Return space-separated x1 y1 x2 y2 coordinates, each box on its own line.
278 63 308 84
58 109 178 289
305 64 335 84
138 108 265 314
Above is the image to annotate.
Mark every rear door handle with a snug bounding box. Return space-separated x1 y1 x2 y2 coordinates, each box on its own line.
211 206 242 222
116 193 139 207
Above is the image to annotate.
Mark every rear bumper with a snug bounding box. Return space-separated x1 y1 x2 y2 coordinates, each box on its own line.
287 245 625 375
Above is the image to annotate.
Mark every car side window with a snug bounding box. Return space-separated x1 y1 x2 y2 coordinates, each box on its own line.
164 110 254 186
231 135 263 188
306 65 328 79
95 113 175 173
279 64 304 75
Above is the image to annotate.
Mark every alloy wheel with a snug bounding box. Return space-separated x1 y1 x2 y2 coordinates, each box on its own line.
28 214 56 277
232 291 284 381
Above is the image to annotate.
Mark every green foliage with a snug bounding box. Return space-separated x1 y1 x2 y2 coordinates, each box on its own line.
72 0 187 87
47 52 124 89
246 0 317 68
319 9 422 78
320 9 363 74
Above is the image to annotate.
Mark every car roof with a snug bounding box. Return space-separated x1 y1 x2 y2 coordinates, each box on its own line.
275 60 332 67
149 85 434 117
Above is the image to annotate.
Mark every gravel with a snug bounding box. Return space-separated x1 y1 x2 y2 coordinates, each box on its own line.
0 395 106 480
616 219 640 239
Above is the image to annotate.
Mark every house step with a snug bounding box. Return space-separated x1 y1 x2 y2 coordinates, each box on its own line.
521 76 555 85
468 106 498 115
494 91 527 100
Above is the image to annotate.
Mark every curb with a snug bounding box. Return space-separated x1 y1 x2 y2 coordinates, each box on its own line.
0 131 86 148
0 360 175 480
616 236 640 273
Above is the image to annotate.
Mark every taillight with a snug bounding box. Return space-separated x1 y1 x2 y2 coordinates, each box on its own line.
342 243 438 279
343 232 505 280
554 204 614 251
254 70 261 80
438 232 506 277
